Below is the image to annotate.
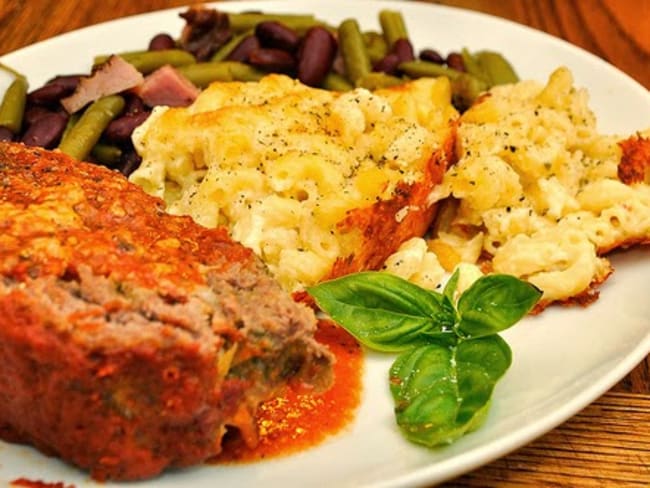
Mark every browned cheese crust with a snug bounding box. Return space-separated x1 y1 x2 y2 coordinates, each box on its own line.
327 121 456 279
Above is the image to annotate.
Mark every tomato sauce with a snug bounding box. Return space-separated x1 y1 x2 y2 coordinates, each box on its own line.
10 479 74 488
215 319 363 462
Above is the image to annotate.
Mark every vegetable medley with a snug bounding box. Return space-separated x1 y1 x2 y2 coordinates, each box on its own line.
0 6 518 176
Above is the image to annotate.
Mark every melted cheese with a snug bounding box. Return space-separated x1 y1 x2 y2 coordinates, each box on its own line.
428 67 650 302
131 74 457 291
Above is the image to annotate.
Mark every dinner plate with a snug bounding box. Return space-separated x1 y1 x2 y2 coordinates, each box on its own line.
1 1 649 487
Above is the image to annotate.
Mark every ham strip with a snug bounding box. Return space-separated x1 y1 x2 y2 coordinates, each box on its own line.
61 55 144 114
135 65 200 108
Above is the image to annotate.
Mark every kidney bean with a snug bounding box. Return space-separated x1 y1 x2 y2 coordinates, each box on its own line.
392 38 415 63
21 112 68 148
118 149 143 177
149 33 176 51
27 75 81 105
179 7 230 61
297 26 337 87
373 53 400 75
124 94 147 115
23 105 53 127
47 74 82 91
0 126 14 141
446 52 466 72
419 49 445 64
255 21 300 52
104 111 151 143
249 48 295 73
226 35 261 62
27 84 69 105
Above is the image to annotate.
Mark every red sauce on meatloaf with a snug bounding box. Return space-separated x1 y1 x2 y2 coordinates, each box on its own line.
215 319 363 462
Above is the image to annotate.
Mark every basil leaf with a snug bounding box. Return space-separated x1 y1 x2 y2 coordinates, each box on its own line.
456 274 542 338
389 336 512 447
443 268 460 303
310 270 534 448
389 344 460 445
455 335 512 425
307 272 456 351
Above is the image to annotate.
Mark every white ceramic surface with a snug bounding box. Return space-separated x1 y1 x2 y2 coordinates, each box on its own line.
1 1 649 487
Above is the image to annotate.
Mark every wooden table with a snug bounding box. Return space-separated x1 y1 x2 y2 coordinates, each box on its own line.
1 0 648 486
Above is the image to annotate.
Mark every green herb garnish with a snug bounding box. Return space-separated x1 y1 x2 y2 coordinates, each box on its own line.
307 270 542 447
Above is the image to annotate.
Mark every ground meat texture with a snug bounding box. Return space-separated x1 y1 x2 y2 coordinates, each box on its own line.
0 142 333 481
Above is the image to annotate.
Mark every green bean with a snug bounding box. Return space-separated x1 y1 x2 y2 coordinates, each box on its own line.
356 72 404 90
0 63 24 78
61 113 80 142
178 62 233 86
338 19 372 84
460 48 487 82
94 50 196 74
228 12 322 33
177 61 264 87
451 73 489 111
475 51 519 86
321 72 354 91
0 73 27 134
94 50 140 65
398 60 463 80
227 62 266 82
363 31 388 64
58 95 125 161
121 49 196 73
211 30 253 62
91 143 122 166
379 9 408 48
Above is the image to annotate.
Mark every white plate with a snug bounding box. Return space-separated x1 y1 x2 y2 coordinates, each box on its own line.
1 1 649 487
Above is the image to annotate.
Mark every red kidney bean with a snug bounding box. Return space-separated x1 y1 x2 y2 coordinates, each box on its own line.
392 38 415 63
373 53 400 75
46 74 82 91
255 21 300 52
179 7 231 61
0 126 14 141
104 111 151 143
118 149 142 177
419 49 444 64
23 105 53 127
21 112 68 149
149 33 176 51
446 52 466 72
124 94 147 115
27 84 69 105
297 26 337 87
249 48 295 73
27 75 81 105
226 35 260 62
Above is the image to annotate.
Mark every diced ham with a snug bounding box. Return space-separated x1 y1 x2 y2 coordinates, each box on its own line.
135 65 200 108
61 55 144 114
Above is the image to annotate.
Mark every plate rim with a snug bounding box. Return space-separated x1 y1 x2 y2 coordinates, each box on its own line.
0 2 648 487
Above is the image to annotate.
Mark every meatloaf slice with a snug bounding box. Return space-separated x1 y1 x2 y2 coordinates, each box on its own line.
0 142 333 481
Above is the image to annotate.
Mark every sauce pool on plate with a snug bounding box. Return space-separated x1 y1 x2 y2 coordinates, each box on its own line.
215 319 364 462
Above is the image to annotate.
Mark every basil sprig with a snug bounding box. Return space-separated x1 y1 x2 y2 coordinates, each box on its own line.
307 270 541 447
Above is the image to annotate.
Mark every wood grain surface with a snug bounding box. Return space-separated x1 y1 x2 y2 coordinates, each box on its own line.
0 1 648 486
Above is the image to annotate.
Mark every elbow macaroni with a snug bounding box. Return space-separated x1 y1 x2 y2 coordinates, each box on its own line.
428 66 650 303
131 74 457 292
130 67 648 304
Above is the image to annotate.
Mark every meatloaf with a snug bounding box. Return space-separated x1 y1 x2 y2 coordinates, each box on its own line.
0 142 333 481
